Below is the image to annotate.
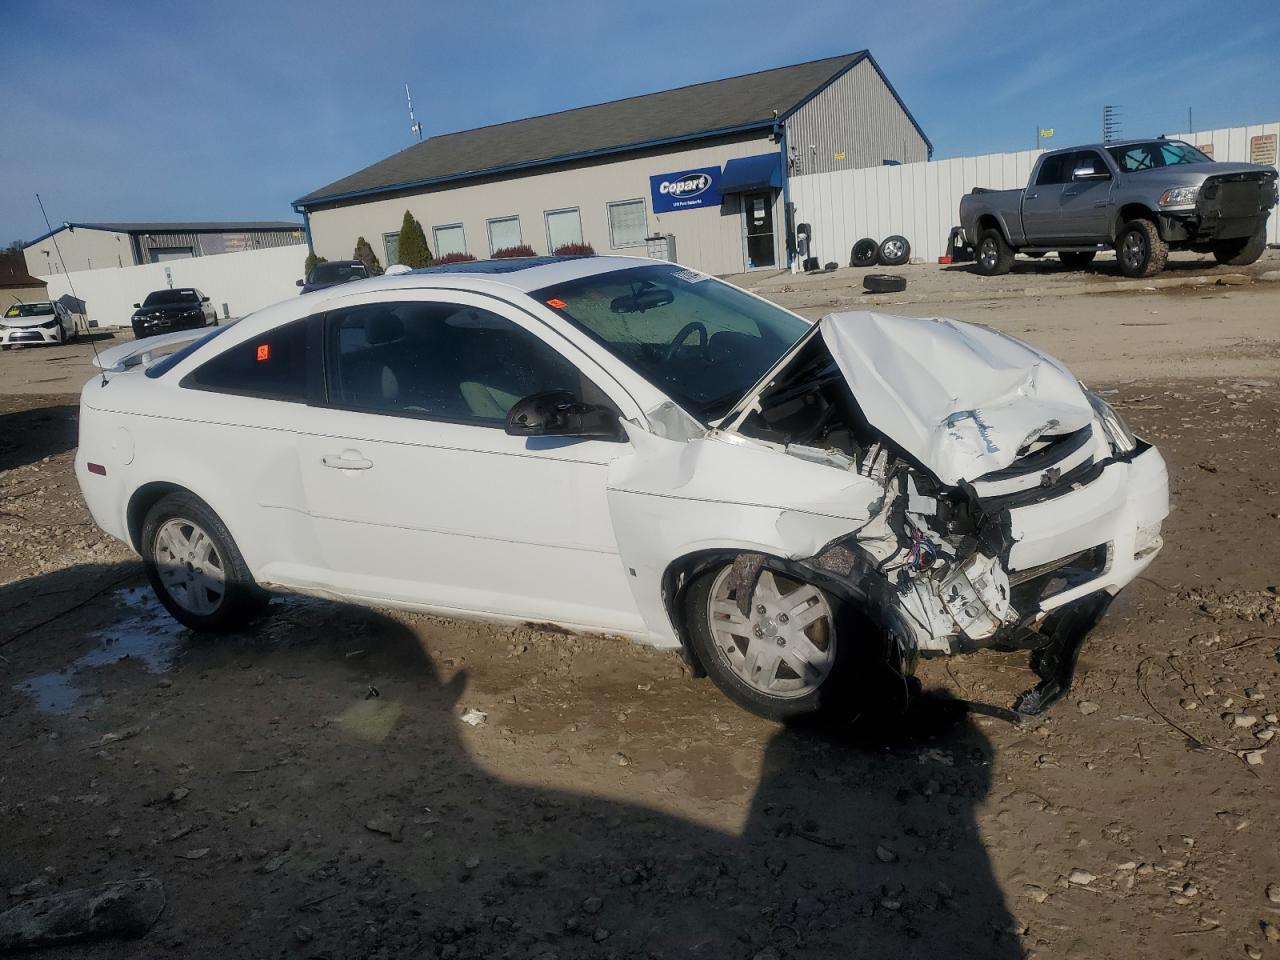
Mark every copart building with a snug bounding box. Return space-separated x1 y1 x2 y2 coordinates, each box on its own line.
295 51 930 276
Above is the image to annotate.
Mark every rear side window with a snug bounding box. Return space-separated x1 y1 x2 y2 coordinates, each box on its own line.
181 320 310 401
145 325 231 379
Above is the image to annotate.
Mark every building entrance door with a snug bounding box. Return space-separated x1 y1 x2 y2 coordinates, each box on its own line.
741 191 776 269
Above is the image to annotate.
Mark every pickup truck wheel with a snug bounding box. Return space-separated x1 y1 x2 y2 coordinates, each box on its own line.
850 237 879 267
1116 219 1168 277
1212 226 1267 266
1058 251 1096 269
975 229 1014 276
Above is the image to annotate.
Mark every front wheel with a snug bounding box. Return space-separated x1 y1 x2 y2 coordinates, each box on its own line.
974 228 1014 276
1212 226 1267 266
141 491 268 632
1116 219 1168 277
684 564 847 720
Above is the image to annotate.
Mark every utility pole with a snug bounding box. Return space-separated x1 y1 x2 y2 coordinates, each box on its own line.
1188 106 1194 135
405 83 423 143
1102 105 1122 143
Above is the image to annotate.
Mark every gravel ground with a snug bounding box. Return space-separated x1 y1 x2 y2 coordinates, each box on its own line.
2 287 1279 959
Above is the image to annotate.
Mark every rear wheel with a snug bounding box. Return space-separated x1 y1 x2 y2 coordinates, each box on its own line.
1115 219 1168 277
684 565 845 720
974 228 1014 276
141 492 268 632
1058 251 1096 269
1212 226 1266 266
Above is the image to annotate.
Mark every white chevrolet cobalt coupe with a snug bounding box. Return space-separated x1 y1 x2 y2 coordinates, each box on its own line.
76 257 1169 719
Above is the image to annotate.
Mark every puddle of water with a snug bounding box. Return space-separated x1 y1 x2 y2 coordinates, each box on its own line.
12 587 185 716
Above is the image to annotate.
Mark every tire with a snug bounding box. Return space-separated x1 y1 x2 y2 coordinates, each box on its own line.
877 234 911 266
140 491 268 633
683 564 850 720
1115 219 1168 278
1212 226 1267 266
850 237 879 267
974 228 1014 276
863 274 907 293
1058 251 1097 269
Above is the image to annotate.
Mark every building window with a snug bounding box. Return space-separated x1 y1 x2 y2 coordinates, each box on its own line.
544 208 583 253
606 199 647 248
383 232 400 265
486 216 522 255
433 223 467 257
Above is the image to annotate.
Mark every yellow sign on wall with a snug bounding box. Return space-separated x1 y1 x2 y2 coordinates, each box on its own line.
834 151 846 162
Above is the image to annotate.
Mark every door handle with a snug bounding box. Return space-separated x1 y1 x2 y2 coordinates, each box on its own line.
1093 200 1110 207
1026 192 1038 200
322 451 373 470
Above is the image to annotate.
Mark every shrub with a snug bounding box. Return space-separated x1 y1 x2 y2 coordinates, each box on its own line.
433 251 477 265
304 252 327 275
491 244 538 259
553 242 596 256
397 210 433 268
353 236 384 275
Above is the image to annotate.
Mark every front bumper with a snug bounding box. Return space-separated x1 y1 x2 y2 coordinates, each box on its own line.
0 324 62 346
1160 174 1277 243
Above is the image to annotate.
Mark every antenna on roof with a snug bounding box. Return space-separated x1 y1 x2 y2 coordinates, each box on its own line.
35 194 106 386
405 83 423 143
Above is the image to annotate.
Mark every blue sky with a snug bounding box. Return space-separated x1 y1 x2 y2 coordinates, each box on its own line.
5 0 1279 243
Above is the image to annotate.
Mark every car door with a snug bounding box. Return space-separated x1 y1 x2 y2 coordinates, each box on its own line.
1022 152 1070 241
294 289 649 636
1058 149 1115 241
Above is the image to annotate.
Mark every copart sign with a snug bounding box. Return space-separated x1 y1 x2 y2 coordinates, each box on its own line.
650 166 722 213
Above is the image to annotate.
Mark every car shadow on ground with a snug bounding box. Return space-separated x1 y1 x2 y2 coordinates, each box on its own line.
2 565 1022 959
0 401 79 471
943 256 1233 279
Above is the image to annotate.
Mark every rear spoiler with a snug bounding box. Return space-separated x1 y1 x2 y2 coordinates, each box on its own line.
93 327 219 372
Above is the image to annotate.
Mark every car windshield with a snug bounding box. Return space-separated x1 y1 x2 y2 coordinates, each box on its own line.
143 289 200 306
1107 141 1211 172
5 303 55 318
533 264 810 421
309 262 367 284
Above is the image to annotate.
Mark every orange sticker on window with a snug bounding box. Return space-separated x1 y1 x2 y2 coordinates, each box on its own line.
256 344 270 361
545 298 567 309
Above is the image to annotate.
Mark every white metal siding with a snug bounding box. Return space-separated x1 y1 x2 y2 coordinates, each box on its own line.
790 149 1043 264
785 59 928 176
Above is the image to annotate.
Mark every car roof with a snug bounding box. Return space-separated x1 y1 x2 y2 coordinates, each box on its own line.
1043 138 1190 155
328 255 664 299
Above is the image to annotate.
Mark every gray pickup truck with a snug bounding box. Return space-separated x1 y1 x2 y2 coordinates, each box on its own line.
959 139 1277 277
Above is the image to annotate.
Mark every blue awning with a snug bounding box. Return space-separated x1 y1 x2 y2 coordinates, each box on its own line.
719 153 784 193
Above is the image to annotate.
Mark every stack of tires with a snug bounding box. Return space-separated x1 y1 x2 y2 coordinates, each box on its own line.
850 236 911 268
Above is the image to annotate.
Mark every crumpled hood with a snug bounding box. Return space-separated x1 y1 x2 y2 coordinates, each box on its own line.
819 312 1094 485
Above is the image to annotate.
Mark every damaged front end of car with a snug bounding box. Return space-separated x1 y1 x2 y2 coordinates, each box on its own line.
708 311 1170 715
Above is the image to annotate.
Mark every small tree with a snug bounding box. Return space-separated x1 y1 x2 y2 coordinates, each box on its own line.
304 251 327 275
433 251 477 265
397 210 432 268
353 236 384 275
553 241 595 256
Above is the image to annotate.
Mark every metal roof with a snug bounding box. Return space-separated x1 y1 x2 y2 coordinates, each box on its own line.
23 221 303 247
296 52 894 207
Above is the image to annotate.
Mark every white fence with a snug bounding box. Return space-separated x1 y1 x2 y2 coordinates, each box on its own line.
790 120 1280 265
39 244 309 328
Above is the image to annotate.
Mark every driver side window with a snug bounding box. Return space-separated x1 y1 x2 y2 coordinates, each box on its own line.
323 301 609 426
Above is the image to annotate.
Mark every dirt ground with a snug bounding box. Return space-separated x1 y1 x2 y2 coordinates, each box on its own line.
2 283 1279 959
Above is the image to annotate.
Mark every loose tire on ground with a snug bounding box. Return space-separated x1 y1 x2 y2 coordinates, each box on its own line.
141 491 268 633
1058 251 1097 269
974 228 1014 276
1212 226 1267 266
850 237 879 267
1115 219 1168 278
877 235 911 266
863 274 907 294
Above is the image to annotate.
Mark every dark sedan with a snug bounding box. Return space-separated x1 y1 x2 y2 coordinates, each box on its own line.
297 260 368 294
131 288 218 340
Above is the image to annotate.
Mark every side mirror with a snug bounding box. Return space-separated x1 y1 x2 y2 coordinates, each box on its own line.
1073 166 1109 180
133 302 141 308
296 279 304 287
505 390 623 441
200 296 210 303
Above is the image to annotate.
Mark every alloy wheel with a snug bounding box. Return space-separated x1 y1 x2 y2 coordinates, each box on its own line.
1121 231 1146 272
153 517 226 615
979 239 998 270
707 568 836 698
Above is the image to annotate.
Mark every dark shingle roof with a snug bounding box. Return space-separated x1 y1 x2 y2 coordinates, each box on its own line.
0 250 46 288
69 221 303 233
297 52 870 206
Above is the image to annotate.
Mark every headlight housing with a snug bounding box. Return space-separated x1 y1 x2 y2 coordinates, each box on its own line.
1085 390 1138 455
1158 185 1199 207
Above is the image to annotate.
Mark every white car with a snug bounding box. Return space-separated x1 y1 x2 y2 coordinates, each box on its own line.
1 300 81 347
74 256 1169 719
